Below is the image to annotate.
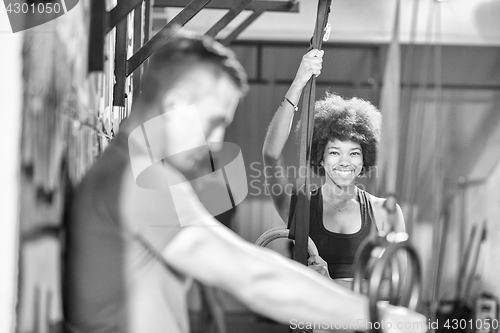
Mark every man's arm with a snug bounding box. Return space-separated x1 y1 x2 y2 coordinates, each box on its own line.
121 164 425 332
262 49 324 221
163 220 426 332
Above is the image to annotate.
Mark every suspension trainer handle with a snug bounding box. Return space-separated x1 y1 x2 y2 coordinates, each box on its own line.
353 233 422 333
368 240 422 333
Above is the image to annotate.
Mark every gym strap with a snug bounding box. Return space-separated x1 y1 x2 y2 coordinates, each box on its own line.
288 0 332 266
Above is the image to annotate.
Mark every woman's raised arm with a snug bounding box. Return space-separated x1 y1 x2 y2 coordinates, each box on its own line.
262 49 323 221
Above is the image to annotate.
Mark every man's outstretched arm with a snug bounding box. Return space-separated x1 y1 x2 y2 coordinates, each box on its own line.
163 220 426 332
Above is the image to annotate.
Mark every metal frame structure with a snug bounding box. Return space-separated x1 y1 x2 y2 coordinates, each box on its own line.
88 0 299 108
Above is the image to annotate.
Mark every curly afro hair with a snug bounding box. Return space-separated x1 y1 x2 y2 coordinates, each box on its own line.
307 93 381 176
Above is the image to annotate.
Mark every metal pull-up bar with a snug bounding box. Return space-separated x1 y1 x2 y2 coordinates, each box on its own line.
87 0 299 108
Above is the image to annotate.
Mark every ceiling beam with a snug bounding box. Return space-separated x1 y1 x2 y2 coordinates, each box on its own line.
221 10 264 46
153 0 299 12
126 0 212 76
205 0 253 38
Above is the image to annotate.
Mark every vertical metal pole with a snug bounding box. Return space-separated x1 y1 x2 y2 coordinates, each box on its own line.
133 1 144 101
113 19 128 107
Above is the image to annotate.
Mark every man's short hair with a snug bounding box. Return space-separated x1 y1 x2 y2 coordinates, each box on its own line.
140 33 248 103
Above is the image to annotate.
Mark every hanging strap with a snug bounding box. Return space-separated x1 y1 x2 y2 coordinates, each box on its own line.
287 190 298 230
288 0 332 266
377 0 401 234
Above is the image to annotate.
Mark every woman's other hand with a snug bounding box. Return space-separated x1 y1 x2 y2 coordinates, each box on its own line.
307 254 330 278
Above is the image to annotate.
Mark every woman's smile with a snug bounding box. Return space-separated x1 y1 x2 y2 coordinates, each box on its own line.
333 169 355 178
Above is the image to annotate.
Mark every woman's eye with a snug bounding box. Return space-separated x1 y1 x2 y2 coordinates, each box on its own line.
351 152 361 156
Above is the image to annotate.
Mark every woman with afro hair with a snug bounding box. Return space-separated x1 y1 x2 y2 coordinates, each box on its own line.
263 49 406 288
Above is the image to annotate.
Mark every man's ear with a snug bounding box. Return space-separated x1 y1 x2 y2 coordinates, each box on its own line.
161 88 190 112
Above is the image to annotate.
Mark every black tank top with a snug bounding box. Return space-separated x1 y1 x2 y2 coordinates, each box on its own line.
309 187 377 279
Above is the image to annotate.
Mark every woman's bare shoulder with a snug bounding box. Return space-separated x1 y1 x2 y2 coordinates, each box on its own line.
362 191 405 231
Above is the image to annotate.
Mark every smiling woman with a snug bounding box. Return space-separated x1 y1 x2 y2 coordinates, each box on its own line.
262 49 406 284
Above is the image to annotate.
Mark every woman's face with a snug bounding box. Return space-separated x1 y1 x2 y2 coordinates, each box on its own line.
322 139 364 187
